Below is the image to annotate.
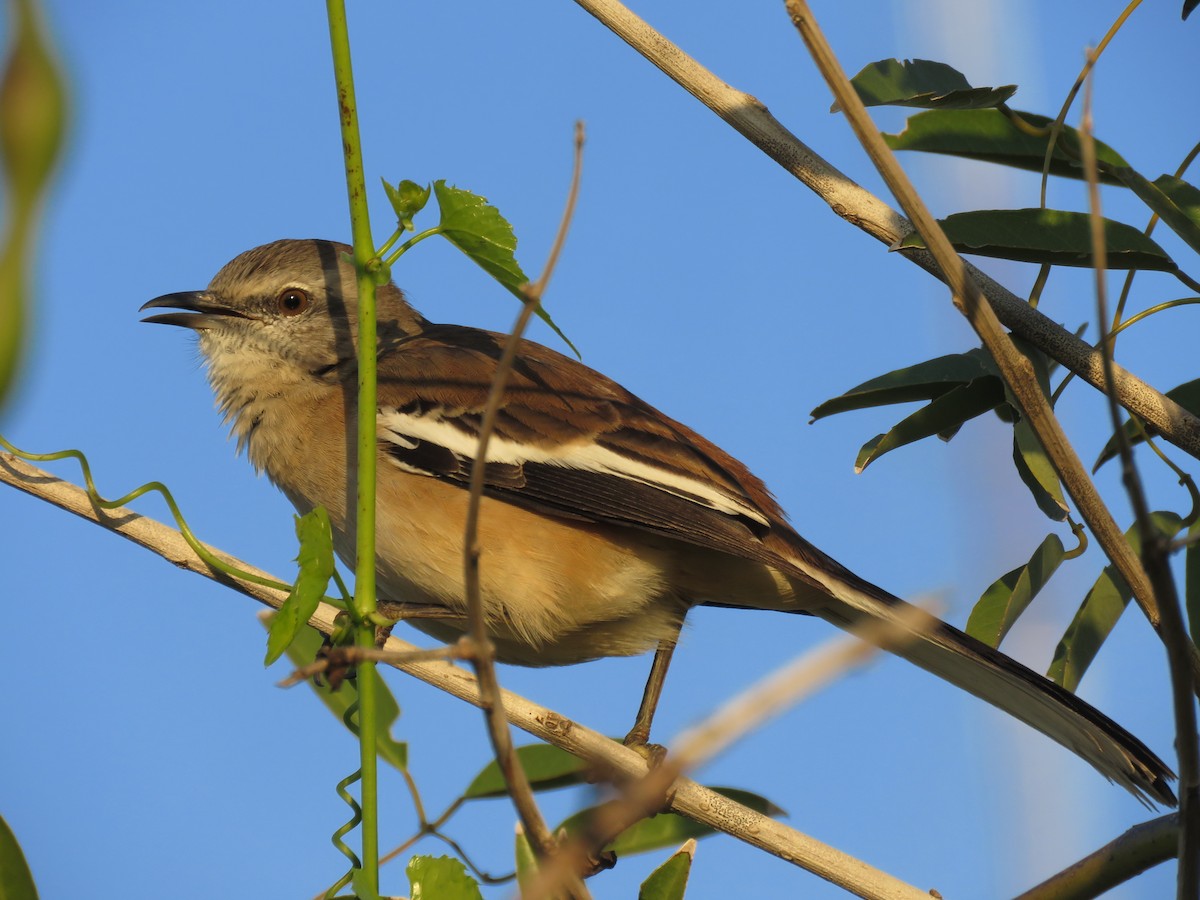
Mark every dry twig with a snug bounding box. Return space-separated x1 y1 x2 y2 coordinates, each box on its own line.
458 121 589 891
1078 69 1199 896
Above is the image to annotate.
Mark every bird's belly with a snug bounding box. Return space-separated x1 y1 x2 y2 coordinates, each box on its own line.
326 471 688 665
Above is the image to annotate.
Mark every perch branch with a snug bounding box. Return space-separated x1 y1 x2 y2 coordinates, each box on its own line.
0 453 925 899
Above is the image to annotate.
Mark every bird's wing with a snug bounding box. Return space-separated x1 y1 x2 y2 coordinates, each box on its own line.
375 324 793 566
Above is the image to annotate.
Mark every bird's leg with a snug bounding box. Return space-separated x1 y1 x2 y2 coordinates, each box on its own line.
374 600 467 646
624 636 678 754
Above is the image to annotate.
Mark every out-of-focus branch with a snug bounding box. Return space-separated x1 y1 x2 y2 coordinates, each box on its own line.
526 606 933 900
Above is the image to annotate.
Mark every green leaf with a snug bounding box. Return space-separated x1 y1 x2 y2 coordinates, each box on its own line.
265 507 336 665
895 208 1177 271
1011 417 1068 521
853 377 1005 472
967 534 1067 648
1154 174 1200 222
350 866 381 900
1187 518 1200 652
463 743 588 799
811 348 997 420
0 814 38 900
1002 339 1067 520
1048 512 1184 691
434 180 530 297
1107 169 1200 256
382 178 431 232
883 109 1129 182
277 623 408 771
837 58 1015 111
0 0 68 406
638 841 695 900
406 856 483 900
432 180 578 356
557 787 783 857
1094 379 1200 471
514 827 538 893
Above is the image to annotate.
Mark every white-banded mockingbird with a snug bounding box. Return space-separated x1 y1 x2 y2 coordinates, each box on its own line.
142 238 1176 806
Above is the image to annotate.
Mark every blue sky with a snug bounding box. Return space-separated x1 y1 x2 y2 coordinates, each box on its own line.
2 2 1197 897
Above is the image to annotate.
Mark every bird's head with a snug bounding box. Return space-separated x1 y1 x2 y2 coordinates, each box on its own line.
141 238 425 383
142 239 428 461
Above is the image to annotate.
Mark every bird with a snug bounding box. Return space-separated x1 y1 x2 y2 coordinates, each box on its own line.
142 237 1175 806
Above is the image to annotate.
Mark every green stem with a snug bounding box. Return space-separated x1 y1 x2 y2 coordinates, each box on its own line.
0 435 293 593
325 0 379 891
384 227 443 267
375 227 404 259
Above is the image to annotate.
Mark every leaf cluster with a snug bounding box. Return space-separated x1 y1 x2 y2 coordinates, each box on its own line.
814 57 1200 689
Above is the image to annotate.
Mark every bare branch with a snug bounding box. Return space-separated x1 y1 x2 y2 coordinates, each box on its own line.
277 643 469 688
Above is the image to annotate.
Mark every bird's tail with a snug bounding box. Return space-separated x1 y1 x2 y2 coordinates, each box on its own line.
773 544 1176 807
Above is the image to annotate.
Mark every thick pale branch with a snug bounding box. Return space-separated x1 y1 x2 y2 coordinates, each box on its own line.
0 454 928 900
569 0 1200 463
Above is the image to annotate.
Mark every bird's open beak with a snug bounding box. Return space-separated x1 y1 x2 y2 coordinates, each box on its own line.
140 292 247 329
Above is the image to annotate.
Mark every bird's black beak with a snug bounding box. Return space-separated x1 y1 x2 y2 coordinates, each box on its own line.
140 291 246 329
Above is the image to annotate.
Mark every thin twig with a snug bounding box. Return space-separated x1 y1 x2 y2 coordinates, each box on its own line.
1055 139 1200 402
568 0 1200 463
278 644 468 687
458 122 587 888
0 453 927 899
1079 68 1200 897
782 0 1200 693
1035 0 1142 209
376 797 467 878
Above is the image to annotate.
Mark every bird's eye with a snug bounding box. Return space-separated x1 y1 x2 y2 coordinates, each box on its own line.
277 288 310 317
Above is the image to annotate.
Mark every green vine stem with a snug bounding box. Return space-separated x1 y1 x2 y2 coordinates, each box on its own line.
324 700 366 899
325 0 380 892
1034 0 1143 208
0 435 299 594
382 227 442 267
